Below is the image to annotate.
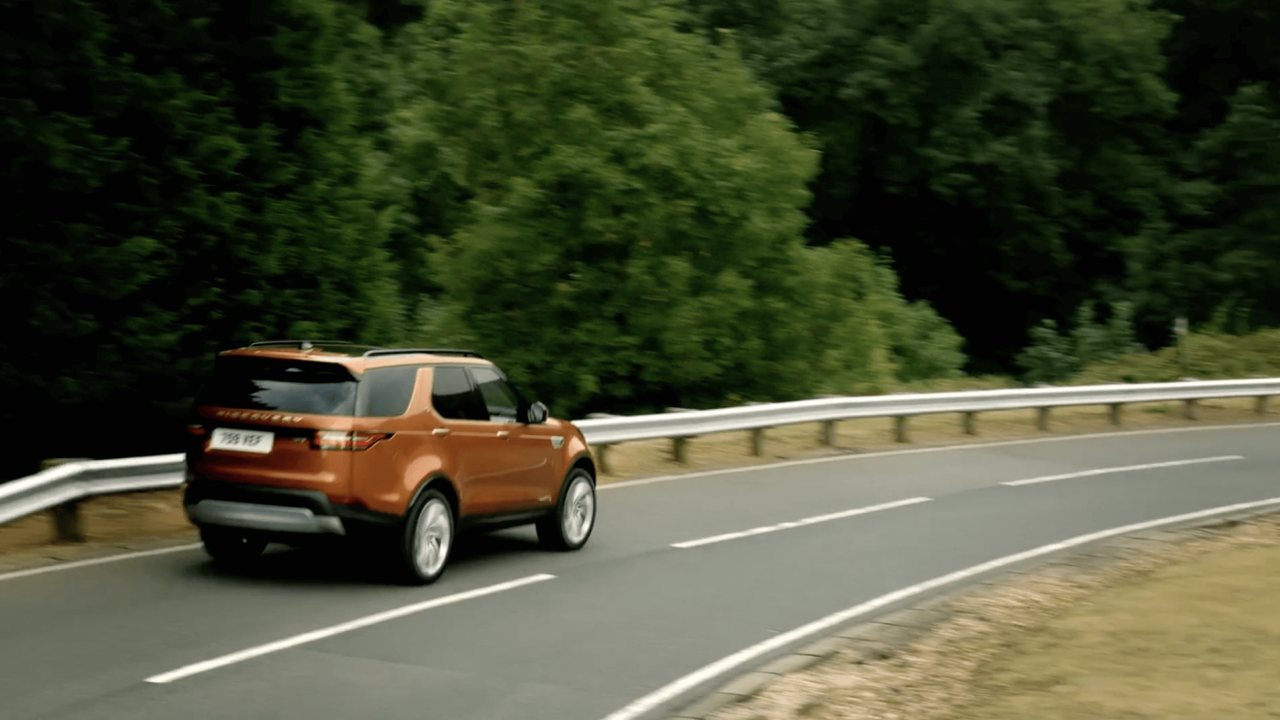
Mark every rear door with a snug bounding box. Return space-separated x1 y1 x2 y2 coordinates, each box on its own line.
348 364 429 513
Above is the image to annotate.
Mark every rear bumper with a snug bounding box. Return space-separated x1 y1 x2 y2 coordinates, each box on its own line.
183 477 399 541
187 499 346 535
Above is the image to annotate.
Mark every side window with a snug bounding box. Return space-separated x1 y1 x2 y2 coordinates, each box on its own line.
355 365 420 417
468 366 521 423
430 366 487 421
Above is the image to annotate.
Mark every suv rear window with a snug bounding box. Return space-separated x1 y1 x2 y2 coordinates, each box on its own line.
196 357 424 417
195 356 359 416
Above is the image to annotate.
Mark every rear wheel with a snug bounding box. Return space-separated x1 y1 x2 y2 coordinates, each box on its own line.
200 527 267 568
394 489 455 585
537 468 596 551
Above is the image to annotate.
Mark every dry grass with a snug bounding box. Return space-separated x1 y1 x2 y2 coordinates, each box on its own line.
708 513 1280 720
0 488 195 563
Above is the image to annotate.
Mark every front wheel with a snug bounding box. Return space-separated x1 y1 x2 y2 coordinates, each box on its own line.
394 489 455 585
537 469 596 551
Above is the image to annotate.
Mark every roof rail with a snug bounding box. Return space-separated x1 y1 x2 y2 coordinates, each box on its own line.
362 348 485 359
248 340 364 350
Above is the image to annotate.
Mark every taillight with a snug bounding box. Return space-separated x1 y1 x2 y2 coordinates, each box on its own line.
312 430 393 451
186 424 208 436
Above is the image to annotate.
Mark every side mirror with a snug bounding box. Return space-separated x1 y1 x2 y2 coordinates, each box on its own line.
522 401 549 424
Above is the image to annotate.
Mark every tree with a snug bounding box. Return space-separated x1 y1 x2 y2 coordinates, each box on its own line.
800 240 966 393
393 0 849 415
0 0 402 476
684 0 1178 372
1130 0 1280 336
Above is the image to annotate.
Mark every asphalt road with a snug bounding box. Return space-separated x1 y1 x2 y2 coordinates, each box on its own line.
2 424 1278 720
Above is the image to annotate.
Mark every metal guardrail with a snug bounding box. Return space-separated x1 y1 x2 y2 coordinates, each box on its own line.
0 454 186 538
1 378 1276 541
573 377 1280 469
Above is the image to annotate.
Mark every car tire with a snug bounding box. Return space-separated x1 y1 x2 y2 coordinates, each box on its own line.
395 488 455 585
536 468 596 551
200 527 267 568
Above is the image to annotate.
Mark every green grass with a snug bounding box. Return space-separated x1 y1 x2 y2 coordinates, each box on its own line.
885 327 1279 396
892 374 1017 394
1072 328 1280 385
889 327 1280 395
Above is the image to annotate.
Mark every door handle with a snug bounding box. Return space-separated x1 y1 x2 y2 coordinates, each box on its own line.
496 430 510 439
432 428 450 437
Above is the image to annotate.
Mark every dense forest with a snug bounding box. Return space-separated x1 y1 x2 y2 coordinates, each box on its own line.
2 0 1275 478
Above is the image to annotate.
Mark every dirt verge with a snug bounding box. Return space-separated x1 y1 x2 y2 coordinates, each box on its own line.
0 488 197 574
700 510 1280 720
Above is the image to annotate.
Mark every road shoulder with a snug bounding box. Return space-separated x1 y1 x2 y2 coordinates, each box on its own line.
667 508 1280 720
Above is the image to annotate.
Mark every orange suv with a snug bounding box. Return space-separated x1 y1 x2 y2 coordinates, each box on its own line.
182 341 597 584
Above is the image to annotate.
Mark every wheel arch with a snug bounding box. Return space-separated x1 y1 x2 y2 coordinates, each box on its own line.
568 451 596 484
407 473 460 522
547 452 597 510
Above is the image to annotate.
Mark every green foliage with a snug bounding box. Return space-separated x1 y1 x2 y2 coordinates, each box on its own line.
792 242 898 397
393 0 833 415
794 241 968 395
1186 85 1280 324
1015 300 1143 383
1 0 963 479
0 0 401 476
6 0 1276 479
687 0 1280 366
1074 327 1280 384
1014 321 1078 385
871 262 968 384
1086 0 1280 342
684 0 1179 370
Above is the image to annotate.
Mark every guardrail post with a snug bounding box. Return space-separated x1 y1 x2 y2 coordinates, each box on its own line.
894 416 910 443
1256 396 1269 415
593 445 612 475
820 421 836 446
53 502 84 543
738 402 768 457
962 412 977 435
672 437 689 464
1036 407 1050 432
41 458 90 543
1184 399 1199 420
663 407 694 463
1109 403 1123 426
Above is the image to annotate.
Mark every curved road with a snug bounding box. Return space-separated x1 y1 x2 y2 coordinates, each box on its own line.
2 424 1278 720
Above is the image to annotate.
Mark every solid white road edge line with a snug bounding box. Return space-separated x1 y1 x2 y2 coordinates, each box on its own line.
596 421 1280 491
596 496 1280 720
144 573 556 684
0 543 203 583
1002 455 1245 486
671 497 932 549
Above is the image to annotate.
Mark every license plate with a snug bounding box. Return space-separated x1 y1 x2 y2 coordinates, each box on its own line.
208 427 275 454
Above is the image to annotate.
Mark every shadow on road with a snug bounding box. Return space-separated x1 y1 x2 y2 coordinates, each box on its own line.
177 528 548 587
